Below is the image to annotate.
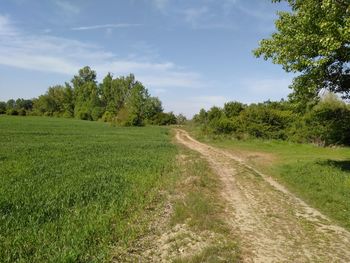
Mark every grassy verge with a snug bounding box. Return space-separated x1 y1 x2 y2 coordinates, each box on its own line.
108 131 240 262
170 144 240 262
0 116 177 262
186 125 350 231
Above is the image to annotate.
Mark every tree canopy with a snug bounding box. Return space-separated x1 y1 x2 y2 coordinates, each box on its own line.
254 0 350 100
1 66 179 126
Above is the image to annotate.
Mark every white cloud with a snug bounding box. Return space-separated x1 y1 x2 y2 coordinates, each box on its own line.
71 23 142 31
0 14 204 90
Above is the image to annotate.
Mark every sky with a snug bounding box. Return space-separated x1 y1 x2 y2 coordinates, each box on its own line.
0 0 293 117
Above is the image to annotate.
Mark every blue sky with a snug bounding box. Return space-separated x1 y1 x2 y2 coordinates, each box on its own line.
0 0 292 117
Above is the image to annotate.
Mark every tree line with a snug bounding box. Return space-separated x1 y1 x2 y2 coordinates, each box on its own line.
193 93 350 146
0 66 186 126
195 0 347 147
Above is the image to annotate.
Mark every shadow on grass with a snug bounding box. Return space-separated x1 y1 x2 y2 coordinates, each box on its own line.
318 160 350 173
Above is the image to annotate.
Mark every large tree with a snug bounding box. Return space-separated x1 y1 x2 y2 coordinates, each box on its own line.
254 0 350 101
72 66 102 120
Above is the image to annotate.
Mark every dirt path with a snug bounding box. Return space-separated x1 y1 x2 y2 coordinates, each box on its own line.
175 129 350 263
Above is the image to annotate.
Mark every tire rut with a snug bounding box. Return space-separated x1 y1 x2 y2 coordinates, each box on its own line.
175 129 350 263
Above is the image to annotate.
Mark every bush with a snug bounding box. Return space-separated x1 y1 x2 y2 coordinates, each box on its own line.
152 112 177 126
18 108 27 116
239 105 295 140
0 102 6 114
224 101 245 118
6 109 18 116
101 111 115 122
305 94 350 146
91 107 104 121
76 110 92 121
62 111 73 118
176 114 187 125
209 117 236 134
115 107 144 126
207 106 223 121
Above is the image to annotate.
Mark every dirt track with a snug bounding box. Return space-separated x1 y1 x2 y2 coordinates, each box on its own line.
175 129 350 262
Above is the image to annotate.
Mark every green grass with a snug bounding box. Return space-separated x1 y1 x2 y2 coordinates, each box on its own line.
0 116 177 262
170 147 240 262
186 125 350 231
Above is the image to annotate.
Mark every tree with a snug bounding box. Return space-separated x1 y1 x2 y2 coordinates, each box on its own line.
100 73 135 115
0 101 6 114
223 101 245 118
123 81 149 125
6 99 15 110
32 85 73 117
254 0 350 100
193 108 208 124
176 114 187 125
72 66 101 120
207 106 223 121
144 97 163 121
152 112 177 125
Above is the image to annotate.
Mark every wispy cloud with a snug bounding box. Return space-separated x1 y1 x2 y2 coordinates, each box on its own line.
151 0 169 11
182 6 209 27
0 15 18 36
54 0 80 14
71 23 142 31
0 14 204 90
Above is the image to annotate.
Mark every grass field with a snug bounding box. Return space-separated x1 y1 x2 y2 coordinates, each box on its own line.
0 116 177 262
187 126 350 230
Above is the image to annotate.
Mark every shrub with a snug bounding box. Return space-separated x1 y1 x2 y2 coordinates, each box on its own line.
152 112 177 126
207 106 223 121
62 111 73 118
238 105 295 139
6 109 18 116
18 108 27 116
176 114 187 125
91 107 104 121
0 102 6 114
224 101 245 118
210 117 236 134
76 110 92 121
101 111 115 122
305 94 350 146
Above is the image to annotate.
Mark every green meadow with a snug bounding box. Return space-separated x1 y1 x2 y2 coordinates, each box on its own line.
0 116 176 262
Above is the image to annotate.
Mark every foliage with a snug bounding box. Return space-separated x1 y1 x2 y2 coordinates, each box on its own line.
176 113 187 125
191 95 350 146
0 116 177 262
5 66 167 126
254 0 350 99
223 101 245 118
6 108 18 116
239 104 295 139
210 117 236 134
305 93 350 145
151 112 177 126
193 108 208 124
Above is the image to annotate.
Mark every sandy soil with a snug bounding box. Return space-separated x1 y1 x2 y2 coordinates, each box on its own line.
175 129 350 263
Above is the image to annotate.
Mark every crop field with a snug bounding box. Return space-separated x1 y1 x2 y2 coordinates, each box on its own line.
190 128 350 231
0 116 177 262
